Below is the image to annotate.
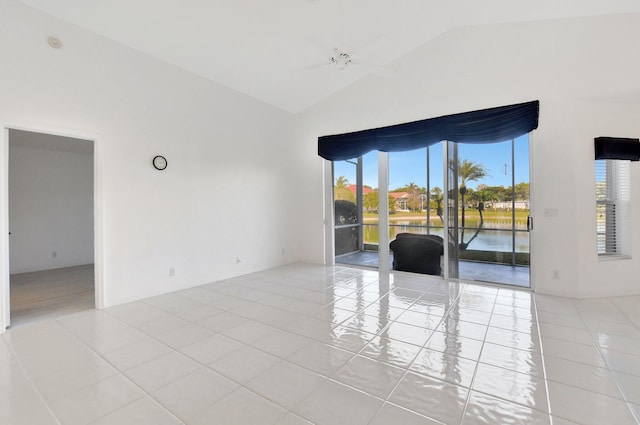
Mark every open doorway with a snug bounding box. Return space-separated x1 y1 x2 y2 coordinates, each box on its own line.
8 129 95 326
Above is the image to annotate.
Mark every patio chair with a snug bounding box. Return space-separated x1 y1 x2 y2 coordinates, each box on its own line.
389 233 444 275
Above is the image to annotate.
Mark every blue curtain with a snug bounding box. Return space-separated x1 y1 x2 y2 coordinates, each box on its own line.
595 137 640 161
318 100 539 161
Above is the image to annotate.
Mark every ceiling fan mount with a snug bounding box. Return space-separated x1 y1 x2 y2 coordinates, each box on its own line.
328 49 353 70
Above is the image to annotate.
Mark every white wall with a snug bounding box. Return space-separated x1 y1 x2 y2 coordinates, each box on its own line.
294 13 640 298
0 0 297 311
2 0 639 322
9 133 94 273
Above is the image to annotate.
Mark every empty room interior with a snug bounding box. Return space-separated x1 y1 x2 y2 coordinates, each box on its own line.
1 1 640 424
8 129 95 326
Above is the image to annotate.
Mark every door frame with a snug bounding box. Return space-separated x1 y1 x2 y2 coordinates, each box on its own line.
0 124 104 332
447 137 532 288
528 133 536 292
324 134 535 290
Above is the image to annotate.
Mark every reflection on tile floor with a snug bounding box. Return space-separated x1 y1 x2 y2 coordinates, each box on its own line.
2 263 640 424
336 251 529 287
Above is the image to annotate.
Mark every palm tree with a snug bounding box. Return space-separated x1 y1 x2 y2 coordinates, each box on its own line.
335 175 349 189
458 160 488 249
334 175 355 202
459 160 488 193
406 181 419 211
431 186 443 217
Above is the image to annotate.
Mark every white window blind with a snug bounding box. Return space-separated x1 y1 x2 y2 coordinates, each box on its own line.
596 159 631 257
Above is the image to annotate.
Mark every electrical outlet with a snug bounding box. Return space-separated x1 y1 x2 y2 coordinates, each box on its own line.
169 267 175 277
552 270 560 279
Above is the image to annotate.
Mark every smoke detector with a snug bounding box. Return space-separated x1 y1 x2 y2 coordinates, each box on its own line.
47 36 62 49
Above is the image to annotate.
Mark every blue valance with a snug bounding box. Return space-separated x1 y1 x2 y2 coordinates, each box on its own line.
318 100 539 161
595 137 640 161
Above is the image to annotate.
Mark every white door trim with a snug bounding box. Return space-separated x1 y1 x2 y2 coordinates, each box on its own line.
0 128 9 331
528 132 536 292
377 152 390 273
323 160 335 265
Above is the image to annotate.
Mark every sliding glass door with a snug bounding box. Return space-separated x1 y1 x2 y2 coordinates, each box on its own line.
334 153 380 267
332 136 531 288
333 158 359 257
446 141 460 279
453 136 530 287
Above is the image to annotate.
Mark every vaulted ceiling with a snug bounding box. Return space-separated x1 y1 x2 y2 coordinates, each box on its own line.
17 0 640 113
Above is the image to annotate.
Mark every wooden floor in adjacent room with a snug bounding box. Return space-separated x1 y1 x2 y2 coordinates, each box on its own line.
10 264 94 327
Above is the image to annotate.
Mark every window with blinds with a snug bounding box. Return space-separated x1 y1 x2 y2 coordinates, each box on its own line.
595 159 631 257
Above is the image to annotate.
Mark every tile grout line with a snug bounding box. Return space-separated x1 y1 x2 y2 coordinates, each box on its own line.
531 293 555 425
95 267 389 424
575 298 640 424
97 306 301 424
361 277 467 425
456 287 497 425
53 313 189 425
453 289 557 422
98 299 329 424
1 326 73 425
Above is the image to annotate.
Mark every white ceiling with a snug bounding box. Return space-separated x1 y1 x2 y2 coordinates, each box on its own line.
17 0 640 113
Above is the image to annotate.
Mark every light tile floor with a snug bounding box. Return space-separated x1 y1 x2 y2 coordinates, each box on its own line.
336 251 530 287
2 263 640 424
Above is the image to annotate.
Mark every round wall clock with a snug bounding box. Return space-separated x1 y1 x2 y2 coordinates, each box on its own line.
152 155 167 170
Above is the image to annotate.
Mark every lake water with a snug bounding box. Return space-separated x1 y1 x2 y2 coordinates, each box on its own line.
364 221 530 253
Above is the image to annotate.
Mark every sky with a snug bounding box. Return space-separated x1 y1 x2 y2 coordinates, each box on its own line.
334 135 530 191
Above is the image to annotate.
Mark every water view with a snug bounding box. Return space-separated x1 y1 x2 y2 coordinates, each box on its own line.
364 221 530 253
